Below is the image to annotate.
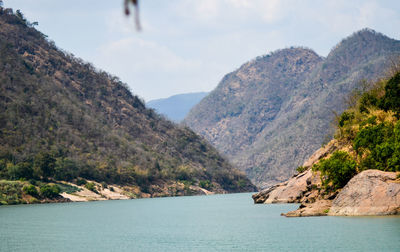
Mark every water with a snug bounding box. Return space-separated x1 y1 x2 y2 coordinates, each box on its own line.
0 193 399 251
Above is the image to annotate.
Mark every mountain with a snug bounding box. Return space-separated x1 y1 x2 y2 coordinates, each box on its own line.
0 8 255 201
253 69 400 216
184 28 400 188
147 92 208 122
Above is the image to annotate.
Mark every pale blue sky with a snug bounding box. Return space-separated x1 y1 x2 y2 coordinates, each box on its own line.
4 0 400 101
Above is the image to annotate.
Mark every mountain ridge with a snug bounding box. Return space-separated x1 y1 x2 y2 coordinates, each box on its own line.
184 28 400 188
0 8 255 203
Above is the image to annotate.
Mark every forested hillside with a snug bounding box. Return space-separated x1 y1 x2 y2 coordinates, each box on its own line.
0 8 255 204
184 29 400 188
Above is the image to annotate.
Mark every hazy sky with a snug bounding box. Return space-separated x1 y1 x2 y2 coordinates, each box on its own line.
4 0 400 101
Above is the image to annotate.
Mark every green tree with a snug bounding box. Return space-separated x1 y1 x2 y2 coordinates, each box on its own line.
23 184 39 197
379 72 400 116
40 184 60 198
34 152 56 180
313 151 357 190
54 158 78 181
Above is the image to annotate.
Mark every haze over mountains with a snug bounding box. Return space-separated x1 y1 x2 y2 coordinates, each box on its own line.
147 92 208 122
184 28 400 188
0 8 255 196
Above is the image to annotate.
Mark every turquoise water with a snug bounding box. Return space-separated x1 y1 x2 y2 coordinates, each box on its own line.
0 193 399 251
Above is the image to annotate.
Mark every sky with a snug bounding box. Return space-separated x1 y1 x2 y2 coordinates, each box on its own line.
4 0 400 101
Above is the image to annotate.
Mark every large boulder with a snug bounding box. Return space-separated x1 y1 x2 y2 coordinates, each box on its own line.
329 170 400 216
252 170 312 203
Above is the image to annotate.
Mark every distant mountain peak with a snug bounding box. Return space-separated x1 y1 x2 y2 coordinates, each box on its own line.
252 46 320 64
146 92 209 122
329 28 398 58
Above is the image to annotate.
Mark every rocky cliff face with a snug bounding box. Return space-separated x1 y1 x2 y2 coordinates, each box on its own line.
184 29 400 188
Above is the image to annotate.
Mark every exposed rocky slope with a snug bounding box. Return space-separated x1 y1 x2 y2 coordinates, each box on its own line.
0 8 255 202
184 29 400 188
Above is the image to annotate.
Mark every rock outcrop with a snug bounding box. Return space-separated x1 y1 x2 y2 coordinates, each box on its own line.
284 200 332 217
252 140 337 204
329 170 400 216
254 169 400 217
252 170 312 204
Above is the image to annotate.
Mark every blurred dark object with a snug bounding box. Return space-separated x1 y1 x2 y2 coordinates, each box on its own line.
124 0 141 31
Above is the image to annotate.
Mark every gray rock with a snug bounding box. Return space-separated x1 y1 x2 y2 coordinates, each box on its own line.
329 170 400 216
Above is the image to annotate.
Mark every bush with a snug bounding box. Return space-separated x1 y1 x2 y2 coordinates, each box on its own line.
313 151 357 190
23 184 39 197
76 178 87 186
353 123 393 154
34 152 56 179
379 72 400 116
338 111 355 127
85 182 97 192
0 180 24 205
296 166 307 173
54 158 79 181
7 162 33 180
40 184 60 198
199 180 212 190
359 93 378 113
354 121 400 172
56 183 80 194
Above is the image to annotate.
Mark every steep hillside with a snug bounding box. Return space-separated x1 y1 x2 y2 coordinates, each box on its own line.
184 29 400 188
147 92 208 122
253 69 400 216
0 8 255 202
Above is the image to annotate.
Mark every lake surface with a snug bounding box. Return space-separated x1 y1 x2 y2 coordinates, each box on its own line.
0 193 399 251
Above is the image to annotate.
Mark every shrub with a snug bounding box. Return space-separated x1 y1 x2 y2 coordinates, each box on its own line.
54 158 78 181
23 184 38 197
34 152 56 179
353 123 393 154
353 121 400 172
85 182 97 192
56 183 80 194
40 184 60 199
338 111 355 127
359 93 378 113
379 72 400 116
199 180 212 190
296 166 307 173
313 151 357 190
76 178 87 186
7 162 33 180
